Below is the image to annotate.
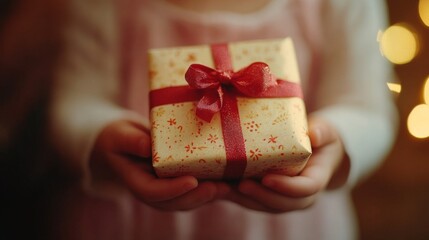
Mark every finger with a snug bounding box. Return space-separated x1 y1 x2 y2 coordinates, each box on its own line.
112 121 151 157
108 153 198 202
262 145 336 197
151 182 223 211
239 179 316 212
261 171 328 198
261 174 320 198
308 117 337 148
224 189 275 213
213 182 232 199
138 117 151 132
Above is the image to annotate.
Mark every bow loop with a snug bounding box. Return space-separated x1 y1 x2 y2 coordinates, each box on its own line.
185 62 278 122
185 64 221 89
231 62 276 97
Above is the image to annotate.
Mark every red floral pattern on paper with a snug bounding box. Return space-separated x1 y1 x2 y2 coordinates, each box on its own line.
207 134 219 143
153 152 160 163
244 121 261 133
185 142 207 154
272 113 288 125
177 125 183 132
261 105 269 111
155 107 166 117
152 121 159 130
185 143 197 153
245 111 259 119
268 135 278 143
167 118 177 126
186 53 196 62
249 148 262 161
196 120 204 135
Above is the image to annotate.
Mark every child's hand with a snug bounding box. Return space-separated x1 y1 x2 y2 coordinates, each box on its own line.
224 115 350 213
90 120 229 211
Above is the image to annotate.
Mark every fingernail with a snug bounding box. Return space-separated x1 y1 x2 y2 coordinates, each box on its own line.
311 127 322 147
182 179 198 191
262 178 274 188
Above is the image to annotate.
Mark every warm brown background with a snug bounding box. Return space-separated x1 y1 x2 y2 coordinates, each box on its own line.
1 0 429 239
352 1 429 239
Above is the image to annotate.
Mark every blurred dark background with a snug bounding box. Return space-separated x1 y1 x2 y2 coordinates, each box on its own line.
1 0 428 239
0 0 67 239
352 1 429 239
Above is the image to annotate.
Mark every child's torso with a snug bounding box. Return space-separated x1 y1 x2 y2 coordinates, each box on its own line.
121 0 322 117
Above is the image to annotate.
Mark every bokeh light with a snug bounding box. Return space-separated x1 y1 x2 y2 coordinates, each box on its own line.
387 82 402 93
424 77 429 104
419 0 429 27
407 104 429 139
379 24 419 64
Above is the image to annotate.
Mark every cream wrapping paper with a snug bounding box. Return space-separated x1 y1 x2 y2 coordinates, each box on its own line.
149 38 311 179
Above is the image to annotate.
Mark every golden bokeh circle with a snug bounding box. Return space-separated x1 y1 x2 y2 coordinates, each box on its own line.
407 104 429 139
424 77 429 104
419 0 429 27
380 24 419 65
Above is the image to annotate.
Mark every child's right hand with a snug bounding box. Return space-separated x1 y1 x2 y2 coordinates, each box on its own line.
90 119 230 211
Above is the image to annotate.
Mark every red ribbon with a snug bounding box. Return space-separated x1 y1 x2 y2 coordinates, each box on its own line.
150 43 303 179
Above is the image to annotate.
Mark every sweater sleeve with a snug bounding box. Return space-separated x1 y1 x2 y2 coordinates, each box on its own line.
49 0 146 196
311 0 398 187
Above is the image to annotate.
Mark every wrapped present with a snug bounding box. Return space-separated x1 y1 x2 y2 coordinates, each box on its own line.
148 38 312 180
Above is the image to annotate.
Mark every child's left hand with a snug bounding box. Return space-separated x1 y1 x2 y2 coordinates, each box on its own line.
223 115 350 213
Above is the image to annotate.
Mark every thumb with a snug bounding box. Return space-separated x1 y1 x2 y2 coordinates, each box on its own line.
308 116 338 148
113 121 152 158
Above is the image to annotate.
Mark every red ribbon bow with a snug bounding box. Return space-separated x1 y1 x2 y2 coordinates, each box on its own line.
185 62 279 122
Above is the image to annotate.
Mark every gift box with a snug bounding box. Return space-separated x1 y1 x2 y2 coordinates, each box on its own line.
148 38 312 180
